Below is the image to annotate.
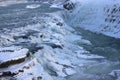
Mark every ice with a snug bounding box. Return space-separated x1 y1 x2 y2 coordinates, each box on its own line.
64 68 76 75
56 58 72 66
109 70 120 80
47 62 65 77
77 53 105 59
75 50 105 59
79 39 92 45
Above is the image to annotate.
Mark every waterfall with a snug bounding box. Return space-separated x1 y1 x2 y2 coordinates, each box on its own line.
63 0 120 38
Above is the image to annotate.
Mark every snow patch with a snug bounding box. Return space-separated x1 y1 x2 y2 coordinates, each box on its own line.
26 4 40 9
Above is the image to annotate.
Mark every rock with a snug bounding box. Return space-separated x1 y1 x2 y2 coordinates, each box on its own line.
16 58 53 80
63 0 75 10
0 58 53 80
0 46 29 68
56 22 63 26
0 46 30 77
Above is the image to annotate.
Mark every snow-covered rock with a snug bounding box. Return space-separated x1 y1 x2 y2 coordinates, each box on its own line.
16 58 53 80
63 0 75 10
0 46 29 68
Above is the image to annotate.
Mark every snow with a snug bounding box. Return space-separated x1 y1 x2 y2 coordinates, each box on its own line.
26 4 41 9
0 47 29 63
77 53 105 59
50 3 63 9
16 58 53 80
0 46 21 51
1 35 15 42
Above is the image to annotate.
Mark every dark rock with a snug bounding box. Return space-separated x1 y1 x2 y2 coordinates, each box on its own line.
63 0 75 10
0 57 26 68
0 71 16 77
56 22 63 26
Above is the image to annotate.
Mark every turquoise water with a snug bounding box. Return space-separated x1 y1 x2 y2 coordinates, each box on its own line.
75 27 120 61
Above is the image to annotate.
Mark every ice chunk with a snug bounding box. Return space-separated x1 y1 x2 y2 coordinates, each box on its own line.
75 50 105 59
109 70 120 80
64 68 76 75
47 62 66 77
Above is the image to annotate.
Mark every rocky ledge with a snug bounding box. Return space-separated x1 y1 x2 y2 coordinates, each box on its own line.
0 46 29 76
